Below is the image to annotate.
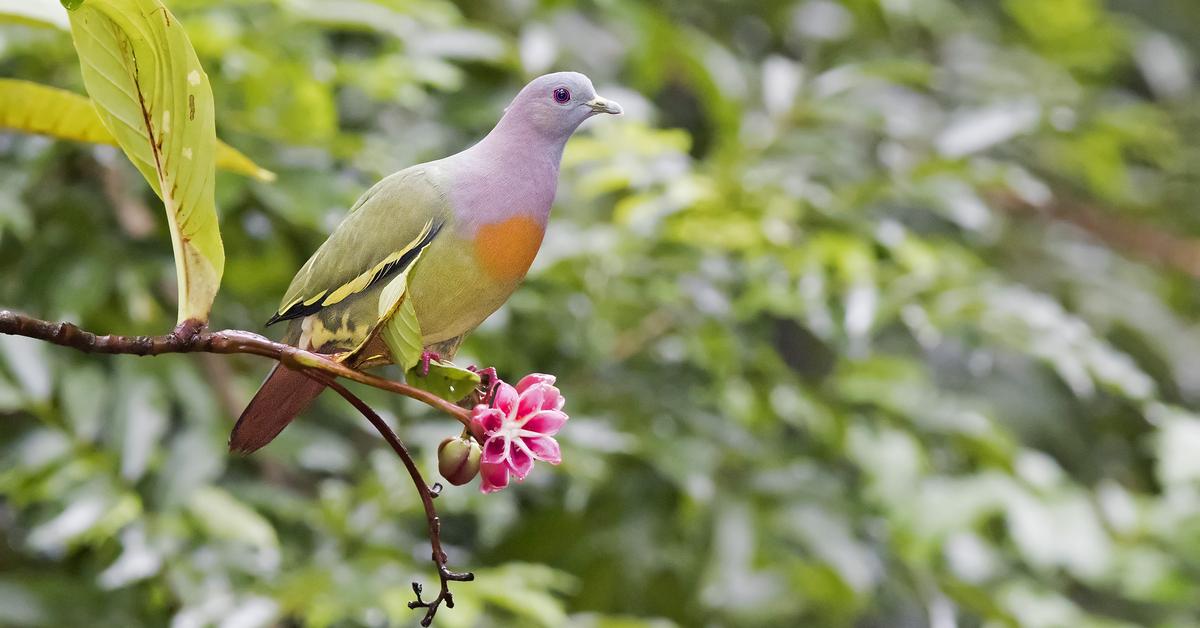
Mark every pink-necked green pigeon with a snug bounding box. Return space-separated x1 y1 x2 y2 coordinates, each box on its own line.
231 72 621 453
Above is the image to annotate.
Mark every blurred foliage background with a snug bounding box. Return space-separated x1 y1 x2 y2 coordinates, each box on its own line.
3 0 1200 626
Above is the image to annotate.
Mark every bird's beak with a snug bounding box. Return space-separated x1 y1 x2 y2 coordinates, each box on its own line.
586 95 623 115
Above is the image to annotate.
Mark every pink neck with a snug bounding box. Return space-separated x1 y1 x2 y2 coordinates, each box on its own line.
449 116 571 231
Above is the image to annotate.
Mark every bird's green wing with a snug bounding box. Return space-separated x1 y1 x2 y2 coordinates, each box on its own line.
268 166 449 327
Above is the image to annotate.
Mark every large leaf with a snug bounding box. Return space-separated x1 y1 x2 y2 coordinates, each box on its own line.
406 360 481 403
0 79 274 181
0 0 68 29
376 269 424 372
64 0 223 324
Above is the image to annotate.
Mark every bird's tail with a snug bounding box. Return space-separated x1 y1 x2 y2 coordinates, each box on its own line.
229 364 326 454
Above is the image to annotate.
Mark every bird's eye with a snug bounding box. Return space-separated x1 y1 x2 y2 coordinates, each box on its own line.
553 87 571 104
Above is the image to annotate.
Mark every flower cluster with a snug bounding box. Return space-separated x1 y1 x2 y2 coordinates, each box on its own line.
469 373 568 493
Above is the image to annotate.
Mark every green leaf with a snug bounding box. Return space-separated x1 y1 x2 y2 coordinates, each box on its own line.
213 140 276 182
186 486 278 550
467 564 576 626
65 0 223 324
0 579 46 626
406 360 481 403
0 0 68 29
376 273 423 371
0 80 275 181
0 79 114 144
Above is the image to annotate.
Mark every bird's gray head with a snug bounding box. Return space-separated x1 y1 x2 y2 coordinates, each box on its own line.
501 72 622 141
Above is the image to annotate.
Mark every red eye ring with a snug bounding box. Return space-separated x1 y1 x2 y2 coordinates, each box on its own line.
553 87 571 104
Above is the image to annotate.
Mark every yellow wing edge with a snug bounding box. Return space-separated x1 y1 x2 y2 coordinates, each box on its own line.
270 219 440 325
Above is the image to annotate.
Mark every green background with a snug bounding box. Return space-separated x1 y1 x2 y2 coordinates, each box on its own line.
3 0 1200 626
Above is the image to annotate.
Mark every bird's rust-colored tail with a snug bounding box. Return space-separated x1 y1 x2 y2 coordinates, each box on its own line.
230 364 326 454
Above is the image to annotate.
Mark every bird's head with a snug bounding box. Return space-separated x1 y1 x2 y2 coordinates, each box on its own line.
503 72 622 140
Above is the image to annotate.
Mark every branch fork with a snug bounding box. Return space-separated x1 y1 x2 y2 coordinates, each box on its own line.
0 309 475 625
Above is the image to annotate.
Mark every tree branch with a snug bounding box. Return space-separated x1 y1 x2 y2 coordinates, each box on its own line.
995 192 1200 280
1 307 480 625
319 376 474 627
0 309 470 426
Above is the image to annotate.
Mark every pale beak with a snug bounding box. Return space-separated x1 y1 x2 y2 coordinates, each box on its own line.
586 95 623 115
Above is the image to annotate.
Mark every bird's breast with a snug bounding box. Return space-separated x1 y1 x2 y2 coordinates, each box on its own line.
412 154 556 343
408 213 548 344
472 215 546 282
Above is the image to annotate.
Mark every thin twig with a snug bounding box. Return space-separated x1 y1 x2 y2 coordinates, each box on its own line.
0 309 469 426
320 376 475 627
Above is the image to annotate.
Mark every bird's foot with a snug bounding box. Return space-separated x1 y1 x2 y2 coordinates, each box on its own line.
418 351 441 377
467 366 500 405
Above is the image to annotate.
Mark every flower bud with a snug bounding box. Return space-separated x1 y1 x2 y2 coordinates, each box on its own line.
438 436 481 486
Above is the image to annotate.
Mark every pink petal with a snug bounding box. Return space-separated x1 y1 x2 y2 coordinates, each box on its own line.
517 386 543 419
519 383 562 417
492 382 518 416
538 385 564 412
521 435 561 464
479 461 509 493
516 373 556 394
481 436 509 464
521 410 568 436
508 443 534 480
471 407 504 439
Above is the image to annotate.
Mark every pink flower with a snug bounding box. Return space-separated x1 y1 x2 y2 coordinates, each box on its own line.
470 373 567 493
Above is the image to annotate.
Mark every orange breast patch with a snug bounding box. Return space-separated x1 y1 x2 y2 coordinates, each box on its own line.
473 216 546 282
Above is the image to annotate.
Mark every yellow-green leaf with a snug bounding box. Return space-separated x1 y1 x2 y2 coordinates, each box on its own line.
0 78 110 143
0 0 69 29
0 79 274 181
65 0 222 324
407 360 481 403
376 268 424 372
214 140 275 182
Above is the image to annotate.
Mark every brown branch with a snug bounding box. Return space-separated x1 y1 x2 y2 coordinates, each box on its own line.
0 309 470 426
995 192 1200 280
1 307 480 625
319 376 474 627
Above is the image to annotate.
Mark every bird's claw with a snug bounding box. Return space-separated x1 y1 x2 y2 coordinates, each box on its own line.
418 351 441 377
